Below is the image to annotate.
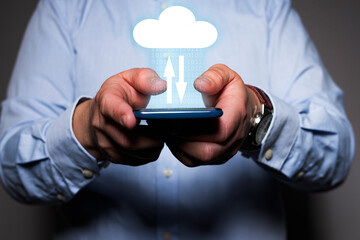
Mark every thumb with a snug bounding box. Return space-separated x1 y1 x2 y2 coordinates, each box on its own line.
194 64 242 107
119 68 167 96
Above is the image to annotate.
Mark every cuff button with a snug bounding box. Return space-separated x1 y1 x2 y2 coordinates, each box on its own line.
297 171 305 179
56 194 64 201
264 149 273 160
82 169 94 179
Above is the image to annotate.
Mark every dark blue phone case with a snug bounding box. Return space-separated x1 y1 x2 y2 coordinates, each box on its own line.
133 108 223 119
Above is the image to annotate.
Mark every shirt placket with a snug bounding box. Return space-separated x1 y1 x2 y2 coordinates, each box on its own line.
156 145 179 240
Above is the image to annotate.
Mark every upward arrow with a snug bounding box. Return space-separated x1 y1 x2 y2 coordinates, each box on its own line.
176 55 187 102
164 56 175 104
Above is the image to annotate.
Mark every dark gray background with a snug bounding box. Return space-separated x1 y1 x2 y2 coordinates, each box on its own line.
0 1 359 239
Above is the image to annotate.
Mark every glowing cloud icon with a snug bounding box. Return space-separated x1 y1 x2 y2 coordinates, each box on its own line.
133 6 218 48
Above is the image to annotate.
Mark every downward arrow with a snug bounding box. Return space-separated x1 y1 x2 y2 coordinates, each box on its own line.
176 55 187 102
164 56 175 104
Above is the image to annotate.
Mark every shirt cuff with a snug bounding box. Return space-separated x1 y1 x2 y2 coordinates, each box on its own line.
46 97 99 196
255 93 300 176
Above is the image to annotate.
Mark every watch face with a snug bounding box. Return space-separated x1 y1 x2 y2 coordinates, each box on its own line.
255 114 273 145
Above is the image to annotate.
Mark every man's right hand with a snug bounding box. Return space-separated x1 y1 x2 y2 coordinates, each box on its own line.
72 68 167 166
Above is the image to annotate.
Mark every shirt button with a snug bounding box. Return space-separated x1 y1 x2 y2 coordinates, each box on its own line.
163 168 173 178
162 232 171 240
297 171 305 179
82 169 94 179
264 149 273 160
56 194 64 201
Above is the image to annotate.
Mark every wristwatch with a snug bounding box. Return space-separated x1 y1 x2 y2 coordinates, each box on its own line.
240 85 273 151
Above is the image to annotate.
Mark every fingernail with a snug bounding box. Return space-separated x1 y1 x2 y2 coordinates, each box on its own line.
151 77 167 94
120 115 127 127
195 75 211 91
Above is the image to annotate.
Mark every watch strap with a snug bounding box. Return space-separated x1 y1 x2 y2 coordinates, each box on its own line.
240 85 273 152
245 84 273 110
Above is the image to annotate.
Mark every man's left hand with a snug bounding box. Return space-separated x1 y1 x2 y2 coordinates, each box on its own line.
150 64 261 167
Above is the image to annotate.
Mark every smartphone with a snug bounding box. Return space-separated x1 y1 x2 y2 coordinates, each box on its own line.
133 107 223 120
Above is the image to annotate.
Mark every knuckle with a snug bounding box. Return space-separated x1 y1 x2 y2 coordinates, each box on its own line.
136 68 154 81
90 105 104 131
116 136 133 150
91 114 101 130
96 90 110 110
205 68 224 84
94 88 103 104
212 63 227 69
199 144 217 162
218 126 230 143
98 94 108 113
215 119 231 143
211 64 230 75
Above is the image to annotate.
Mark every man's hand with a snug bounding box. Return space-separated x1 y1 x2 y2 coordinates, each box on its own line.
151 64 261 167
73 68 167 166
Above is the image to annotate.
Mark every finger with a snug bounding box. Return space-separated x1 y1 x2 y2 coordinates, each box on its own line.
167 139 241 167
194 64 240 96
95 128 164 165
194 65 248 118
166 147 201 167
118 68 167 97
99 119 165 151
167 143 239 167
107 145 164 166
96 68 167 129
95 91 138 129
119 145 164 165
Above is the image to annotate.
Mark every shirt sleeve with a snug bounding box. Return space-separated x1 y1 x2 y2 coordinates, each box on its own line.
251 0 355 191
0 0 98 203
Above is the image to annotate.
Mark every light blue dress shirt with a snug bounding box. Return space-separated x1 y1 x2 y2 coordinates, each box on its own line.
0 0 355 239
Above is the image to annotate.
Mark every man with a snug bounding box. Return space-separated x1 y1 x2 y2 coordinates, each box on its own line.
0 0 354 239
